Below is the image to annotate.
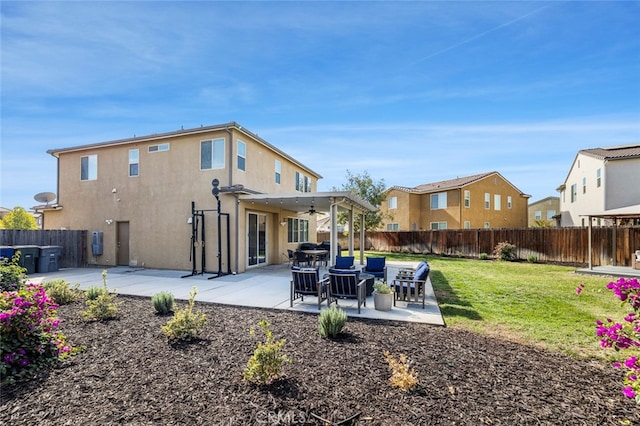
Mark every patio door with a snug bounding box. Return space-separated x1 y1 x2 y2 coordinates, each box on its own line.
247 212 267 267
116 221 130 266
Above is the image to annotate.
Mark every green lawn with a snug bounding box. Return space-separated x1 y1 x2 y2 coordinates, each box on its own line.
359 251 636 359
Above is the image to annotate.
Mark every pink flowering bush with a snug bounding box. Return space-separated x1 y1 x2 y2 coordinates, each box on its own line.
0 283 77 384
589 277 640 402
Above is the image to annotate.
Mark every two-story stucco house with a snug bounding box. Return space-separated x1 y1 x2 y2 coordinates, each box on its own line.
40 122 374 273
528 196 560 227
557 144 640 227
379 172 529 231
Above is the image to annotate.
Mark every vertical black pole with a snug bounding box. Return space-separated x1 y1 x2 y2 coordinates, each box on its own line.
226 214 231 274
217 196 222 274
190 201 197 275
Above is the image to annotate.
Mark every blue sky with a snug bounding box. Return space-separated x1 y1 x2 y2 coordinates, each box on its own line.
1 1 639 210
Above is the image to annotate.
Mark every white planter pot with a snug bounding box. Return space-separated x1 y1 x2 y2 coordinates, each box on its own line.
373 291 393 311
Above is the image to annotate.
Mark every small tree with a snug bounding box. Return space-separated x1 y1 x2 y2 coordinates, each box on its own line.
1 207 38 230
333 170 390 232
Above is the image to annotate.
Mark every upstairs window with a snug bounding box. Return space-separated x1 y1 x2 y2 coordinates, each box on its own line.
388 196 397 209
148 143 169 152
201 138 225 170
535 211 542 220
484 193 490 209
129 149 139 177
494 194 501 211
295 172 311 192
430 192 447 210
597 168 601 188
507 196 512 209
275 160 281 184
81 154 97 181
571 184 577 203
582 177 586 194
464 190 470 208
547 210 556 220
237 140 246 171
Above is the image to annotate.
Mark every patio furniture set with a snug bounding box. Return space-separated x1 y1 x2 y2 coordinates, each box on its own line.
290 255 431 313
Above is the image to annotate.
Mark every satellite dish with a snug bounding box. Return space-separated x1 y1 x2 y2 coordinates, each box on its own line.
34 192 57 205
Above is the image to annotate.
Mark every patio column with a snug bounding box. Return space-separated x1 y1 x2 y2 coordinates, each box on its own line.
588 216 592 270
359 212 365 266
330 200 338 265
348 207 354 256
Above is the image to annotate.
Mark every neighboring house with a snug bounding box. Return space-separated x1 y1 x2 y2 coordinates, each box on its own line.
528 196 559 227
557 144 640 227
379 172 530 231
40 122 374 273
316 213 346 234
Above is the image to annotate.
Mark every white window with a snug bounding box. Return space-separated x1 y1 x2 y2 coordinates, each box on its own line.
507 196 512 209
81 154 97 181
464 190 470 208
464 221 470 229
571 184 577 203
494 194 501 211
201 138 225 170
237 140 246 171
597 168 601 188
275 160 281 184
430 222 447 230
386 223 399 231
484 222 490 229
430 192 447 210
287 218 309 243
388 196 397 209
535 211 542 220
148 143 169 153
129 149 139 177
295 172 311 192
547 210 556 220
582 177 586 194
484 193 490 209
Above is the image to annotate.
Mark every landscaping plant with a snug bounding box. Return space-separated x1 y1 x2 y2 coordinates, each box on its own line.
0 283 77 384
383 350 419 391
161 286 205 342
318 305 347 338
585 277 640 403
84 285 105 300
43 279 81 305
0 253 27 292
152 291 175 315
81 270 120 321
493 241 517 261
243 319 291 385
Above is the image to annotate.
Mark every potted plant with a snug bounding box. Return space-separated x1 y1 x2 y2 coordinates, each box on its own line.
373 281 393 311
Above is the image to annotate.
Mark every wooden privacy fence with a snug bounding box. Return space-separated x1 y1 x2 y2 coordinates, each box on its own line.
0 230 87 268
318 227 640 267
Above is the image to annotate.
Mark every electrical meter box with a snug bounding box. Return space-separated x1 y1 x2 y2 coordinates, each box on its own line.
92 231 103 256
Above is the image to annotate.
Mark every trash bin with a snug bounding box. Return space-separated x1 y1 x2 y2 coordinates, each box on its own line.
0 246 15 261
37 246 62 273
13 245 40 275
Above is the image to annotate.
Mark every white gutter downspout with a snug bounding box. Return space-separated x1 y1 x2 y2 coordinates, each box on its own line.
224 126 239 273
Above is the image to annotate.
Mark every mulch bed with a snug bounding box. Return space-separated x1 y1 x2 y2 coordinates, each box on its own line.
1 295 639 425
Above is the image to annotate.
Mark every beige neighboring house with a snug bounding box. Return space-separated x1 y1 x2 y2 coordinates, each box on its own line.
557 144 640 227
379 172 530 231
528 196 560 227
316 213 347 234
39 122 374 273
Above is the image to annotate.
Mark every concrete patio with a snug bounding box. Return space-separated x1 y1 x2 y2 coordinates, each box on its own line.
28 261 445 326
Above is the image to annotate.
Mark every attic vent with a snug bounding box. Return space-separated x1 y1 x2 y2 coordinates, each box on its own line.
149 143 170 153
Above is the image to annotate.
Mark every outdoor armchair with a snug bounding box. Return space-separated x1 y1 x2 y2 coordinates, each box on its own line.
327 270 366 314
362 256 387 281
290 266 328 310
392 260 430 309
332 255 355 270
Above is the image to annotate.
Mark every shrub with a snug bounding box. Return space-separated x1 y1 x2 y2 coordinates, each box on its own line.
478 252 489 260
152 291 175 315
161 287 205 342
373 281 392 294
0 253 27 292
43 279 80 305
318 305 348 338
0 283 77 384
527 254 538 264
85 285 105 300
243 319 291 385
81 270 119 321
493 241 517 261
383 350 419 391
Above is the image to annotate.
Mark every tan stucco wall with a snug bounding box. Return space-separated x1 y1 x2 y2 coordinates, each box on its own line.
45 127 318 272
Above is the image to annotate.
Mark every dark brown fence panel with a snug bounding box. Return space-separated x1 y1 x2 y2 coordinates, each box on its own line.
319 227 640 267
0 230 87 268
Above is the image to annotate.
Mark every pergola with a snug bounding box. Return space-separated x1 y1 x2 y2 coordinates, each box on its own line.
581 204 640 269
238 191 377 266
